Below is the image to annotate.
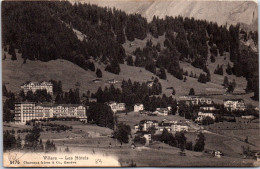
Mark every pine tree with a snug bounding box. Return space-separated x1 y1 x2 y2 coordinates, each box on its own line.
156 43 161 52
210 55 216 63
11 52 17 60
126 56 134 66
189 71 194 78
57 81 63 94
223 76 229 88
3 84 8 97
231 79 236 89
172 88 175 95
189 88 195 95
3 53 6 60
194 133 205 152
88 62 95 72
159 67 167 80
19 90 26 101
226 62 232 75
16 135 22 149
96 68 102 78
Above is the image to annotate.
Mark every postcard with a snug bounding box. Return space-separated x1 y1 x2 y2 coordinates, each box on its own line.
2 0 259 167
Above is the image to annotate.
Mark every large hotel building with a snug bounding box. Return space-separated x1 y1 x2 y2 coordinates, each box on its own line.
21 81 53 94
14 102 87 124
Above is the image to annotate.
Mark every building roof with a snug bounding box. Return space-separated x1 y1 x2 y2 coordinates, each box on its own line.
159 122 172 127
21 81 52 86
16 102 85 108
224 99 244 102
135 103 143 106
140 120 158 124
15 102 36 104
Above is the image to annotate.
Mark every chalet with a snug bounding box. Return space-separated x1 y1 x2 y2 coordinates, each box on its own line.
107 79 119 84
213 151 223 158
88 98 97 103
153 108 169 116
138 120 159 132
255 152 260 161
161 119 177 125
178 96 212 105
134 104 144 112
196 112 215 122
224 99 246 111
143 134 152 145
139 110 149 115
171 124 189 132
106 102 126 113
136 119 189 134
178 96 193 105
21 81 53 94
92 79 101 83
157 121 188 134
134 124 140 132
157 121 172 133
146 81 154 88
235 115 255 123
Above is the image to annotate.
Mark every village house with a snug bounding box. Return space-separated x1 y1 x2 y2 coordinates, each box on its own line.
196 112 216 122
157 122 172 133
171 124 189 132
224 99 246 111
200 106 217 111
107 79 119 84
235 115 255 124
21 81 53 94
88 98 97 103
153 107 170 116
178 96 212 105
146 81 154 88
106 101 126 113
156 122 188 134
92 79 101 83
138 120 159 132
143 134 152 145
178 96 193 105
14 102 87 124
136 119 189 135
191 97 213 105
213 150 223 158
139 110 150 116
134 104 144 112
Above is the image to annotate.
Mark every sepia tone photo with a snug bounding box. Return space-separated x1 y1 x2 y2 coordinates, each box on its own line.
2 0 259 167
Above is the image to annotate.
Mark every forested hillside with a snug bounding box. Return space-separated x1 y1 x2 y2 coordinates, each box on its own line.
2 1 258 100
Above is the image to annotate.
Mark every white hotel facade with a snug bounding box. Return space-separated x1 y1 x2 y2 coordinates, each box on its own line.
21 81 53 94
15 102 87 124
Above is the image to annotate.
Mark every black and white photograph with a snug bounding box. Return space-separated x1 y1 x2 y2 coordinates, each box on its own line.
2 0 259 167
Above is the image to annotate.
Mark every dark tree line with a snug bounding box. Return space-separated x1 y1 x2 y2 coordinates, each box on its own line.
157 129 205 152
55 89 81 104
20 90 52 103
3 86 16 122
90 78 178 112
4 126 57 152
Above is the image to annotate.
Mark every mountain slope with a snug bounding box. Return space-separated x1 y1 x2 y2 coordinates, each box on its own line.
3 50 258 107
80 0 258 28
